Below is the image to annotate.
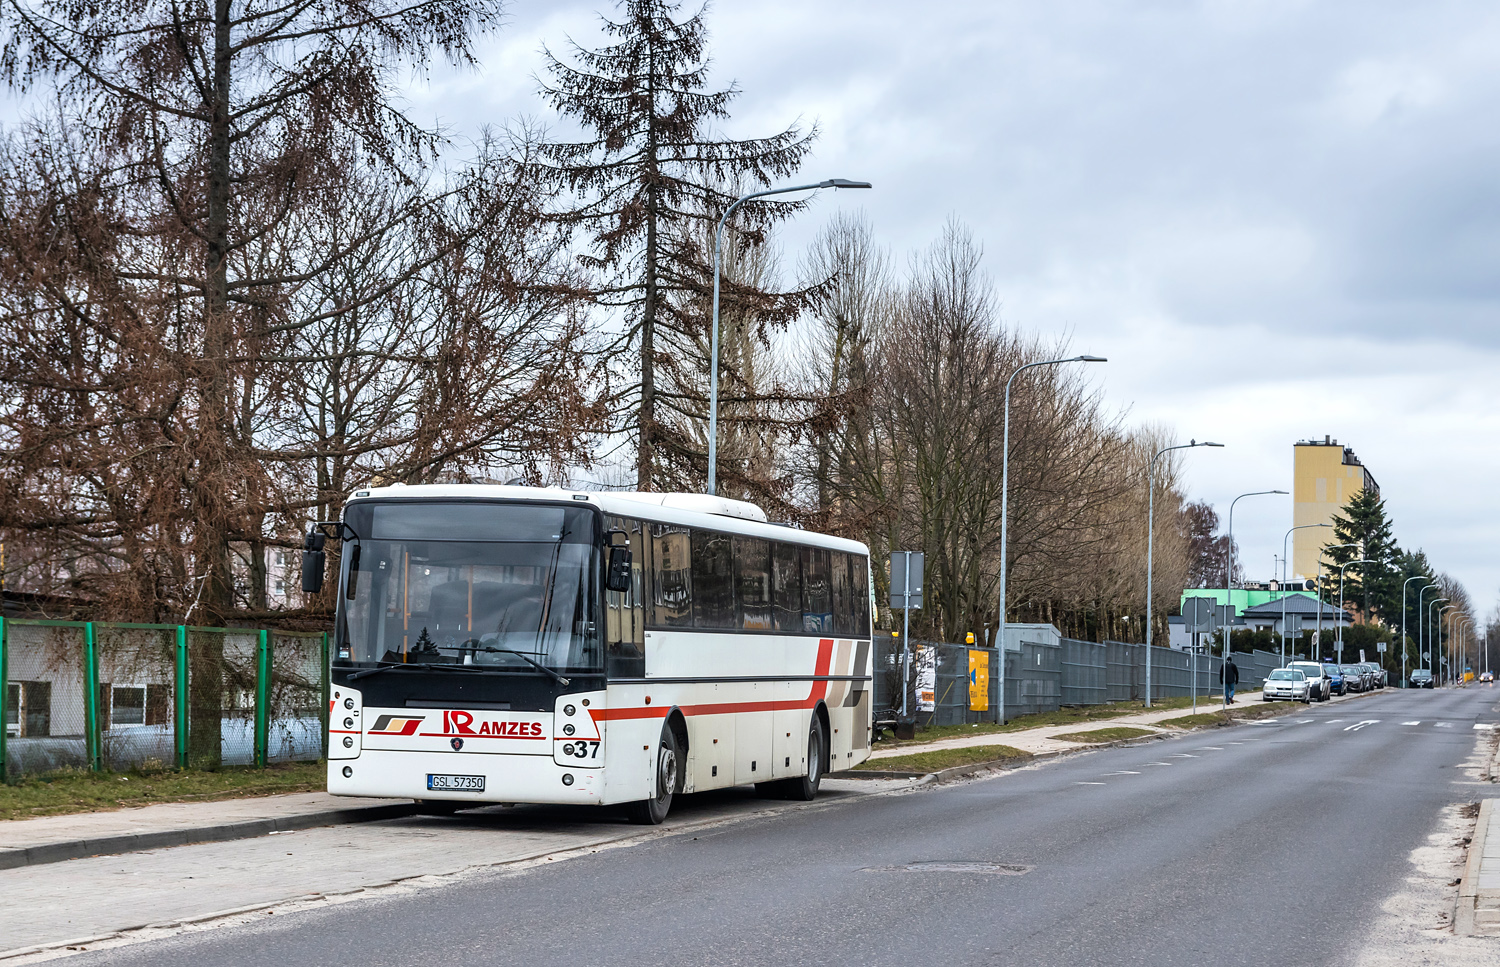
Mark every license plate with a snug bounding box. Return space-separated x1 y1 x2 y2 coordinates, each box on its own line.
427 773 484 792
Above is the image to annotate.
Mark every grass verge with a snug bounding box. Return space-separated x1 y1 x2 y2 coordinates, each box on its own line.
876 695 1215 749
1158 701 1293 730
0 761 327 821
1050 726 1157 744
854 744 1030 774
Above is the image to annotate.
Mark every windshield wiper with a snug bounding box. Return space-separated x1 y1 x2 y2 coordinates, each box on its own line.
441 642 571 686
347 662 495 681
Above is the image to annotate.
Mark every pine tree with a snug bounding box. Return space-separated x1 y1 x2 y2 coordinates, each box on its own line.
536 0 816 490
1326 489 1399 624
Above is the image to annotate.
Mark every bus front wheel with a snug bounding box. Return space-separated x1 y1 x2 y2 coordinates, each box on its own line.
626 724 679 825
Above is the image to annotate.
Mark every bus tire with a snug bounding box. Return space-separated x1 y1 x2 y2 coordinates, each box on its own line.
626 724 679 825
784 715 826 802
758 716 826 801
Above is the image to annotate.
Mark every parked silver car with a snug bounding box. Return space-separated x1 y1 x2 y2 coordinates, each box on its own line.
1263 669 1312 703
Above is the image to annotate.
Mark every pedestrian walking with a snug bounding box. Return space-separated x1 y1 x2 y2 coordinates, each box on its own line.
1219 656 1240 703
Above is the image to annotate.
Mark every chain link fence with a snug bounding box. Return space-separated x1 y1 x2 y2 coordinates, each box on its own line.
871 631 1287 726
1 618 328 780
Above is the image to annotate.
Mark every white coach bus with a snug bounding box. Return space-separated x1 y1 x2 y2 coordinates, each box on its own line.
302 485 875 824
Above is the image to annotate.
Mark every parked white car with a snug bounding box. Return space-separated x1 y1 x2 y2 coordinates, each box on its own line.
1262 669 1311 703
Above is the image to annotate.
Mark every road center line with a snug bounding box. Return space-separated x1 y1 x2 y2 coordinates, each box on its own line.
1103 771 1141 775
1401 721 1421 726
1169 754 1197 758
1075 781 1106 785
1343 720 1379 732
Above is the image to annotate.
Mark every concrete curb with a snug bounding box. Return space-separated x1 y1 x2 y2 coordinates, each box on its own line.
0 802 419 872
1455 798 1494 936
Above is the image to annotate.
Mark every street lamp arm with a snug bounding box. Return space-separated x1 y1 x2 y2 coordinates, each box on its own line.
706 178 871 496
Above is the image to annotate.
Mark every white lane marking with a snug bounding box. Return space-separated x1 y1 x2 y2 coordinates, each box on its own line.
1169 754 1198 758
1198 747 1224 751
1104 771 1140 776
1297 719 1314 724
1401 721 1421 726
1076 781 1106 785
1434 722 1453 728
1474 724 1498 731
1327 719 1345 724
1146 762 1173 766
1343 720 1379 732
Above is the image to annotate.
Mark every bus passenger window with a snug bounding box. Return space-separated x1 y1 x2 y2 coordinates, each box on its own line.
851 555 871 636
650 523 693 627
771 542 803 632
691 530 735 629
831 551 853 635
734 536 772 631
802 547 831 633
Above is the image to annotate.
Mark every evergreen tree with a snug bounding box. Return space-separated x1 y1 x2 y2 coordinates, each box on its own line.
536 0 816 490
1325 489 1399 623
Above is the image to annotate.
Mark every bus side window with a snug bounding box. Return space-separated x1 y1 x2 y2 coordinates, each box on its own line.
650 523 693 628
734 536 772 631
831 551 853 636
691 529 735 629
605 517 646 677
771 542 803 632
852 555 871 636
803 547 831 633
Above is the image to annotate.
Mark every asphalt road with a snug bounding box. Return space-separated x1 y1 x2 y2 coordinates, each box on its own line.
71 686 1500 967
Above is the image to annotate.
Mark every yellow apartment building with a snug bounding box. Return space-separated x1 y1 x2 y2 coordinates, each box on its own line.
1292 436 1379 581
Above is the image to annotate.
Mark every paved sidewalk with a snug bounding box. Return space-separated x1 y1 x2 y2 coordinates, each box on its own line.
867 688 1379 760
0 793 414 870
1458 798 1500 936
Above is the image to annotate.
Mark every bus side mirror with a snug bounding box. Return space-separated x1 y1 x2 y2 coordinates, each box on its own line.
301 530 327 594
606 545 632 593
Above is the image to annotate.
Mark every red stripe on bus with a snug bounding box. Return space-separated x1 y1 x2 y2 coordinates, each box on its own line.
590 639 835 722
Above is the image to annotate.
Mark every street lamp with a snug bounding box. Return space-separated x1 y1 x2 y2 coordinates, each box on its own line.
706 178 872 496
1430 598 1450 685
996 353 1106 722
1439 605 1458 686
1314 543 1359 660
1279 523 1331 665
1400 574 1430 687
1221 489 1287 705
1144 439 1223 706
1336 558 1374 665
1417 584 1440 674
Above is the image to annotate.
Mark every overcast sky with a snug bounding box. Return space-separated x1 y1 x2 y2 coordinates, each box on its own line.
399 0 1500 617
413 0 1500 616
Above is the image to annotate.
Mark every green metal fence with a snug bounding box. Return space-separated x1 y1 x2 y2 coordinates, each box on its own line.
0 616 329 781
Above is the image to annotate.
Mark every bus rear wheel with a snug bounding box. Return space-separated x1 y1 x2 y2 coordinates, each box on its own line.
626 724 679 825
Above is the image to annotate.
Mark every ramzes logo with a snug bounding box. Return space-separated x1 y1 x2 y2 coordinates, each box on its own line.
441 710 544 738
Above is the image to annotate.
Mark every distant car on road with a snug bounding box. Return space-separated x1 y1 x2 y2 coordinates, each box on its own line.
1481 671 1493 684
1409 668 1434 689
1323 664 1346 695
1263 669 1312 703
1340 665 1367 692
1287 661 1332 702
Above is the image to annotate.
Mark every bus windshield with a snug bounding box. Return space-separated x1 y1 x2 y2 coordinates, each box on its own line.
337 501 601 673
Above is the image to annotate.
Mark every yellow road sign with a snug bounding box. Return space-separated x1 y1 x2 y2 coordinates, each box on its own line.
968 650 989 711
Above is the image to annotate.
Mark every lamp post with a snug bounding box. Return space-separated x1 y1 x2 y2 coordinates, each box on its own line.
1335 558 1374 665
1314 543 1359 660
1279 523 1331 664
1144 439 1223 706
1417 584 1440 674
706 178 871 496
1221 489 1287 705
1430 598 1450 685
996 354 1106 721
1439 605 1458 686
1400 575 1430 687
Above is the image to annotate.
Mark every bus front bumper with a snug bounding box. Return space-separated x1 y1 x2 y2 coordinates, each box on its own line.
329 748 604 805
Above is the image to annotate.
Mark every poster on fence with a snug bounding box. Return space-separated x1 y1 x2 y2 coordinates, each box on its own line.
968 650 989 711
916 646 936 712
